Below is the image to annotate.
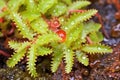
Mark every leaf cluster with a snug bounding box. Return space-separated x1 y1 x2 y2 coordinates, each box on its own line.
0 0 112 77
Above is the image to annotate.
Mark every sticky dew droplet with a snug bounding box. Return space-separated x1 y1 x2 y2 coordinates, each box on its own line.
97 47 101 50
82 56 86 59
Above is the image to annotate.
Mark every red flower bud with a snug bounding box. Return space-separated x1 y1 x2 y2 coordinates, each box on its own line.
56 29 66 42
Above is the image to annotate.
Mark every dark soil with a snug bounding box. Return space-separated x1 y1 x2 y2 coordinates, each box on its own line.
0 0 120 80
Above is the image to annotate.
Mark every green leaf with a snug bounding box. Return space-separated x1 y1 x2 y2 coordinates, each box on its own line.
64 47 74 73
81 44 113 54
81 21 101 40
0 0 6 9
37 47 52 56
7 42 29 67
38 0 57 14
71 38 85 50
61 0 72 5
76 50 89 66
48 2 67 16
10 12 34 40
51 47 63 72
20 11 40 22
0 0 8 17
25 0 37 12
68 1 91 11
8 0 25 12
30 17 48 34
27 45 38 77
62 9 97 33
35 33 60 46
8 41 22 50
89 32 104 43
66 23 83 46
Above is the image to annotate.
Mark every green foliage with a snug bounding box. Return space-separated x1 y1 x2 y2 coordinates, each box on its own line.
8 0 24 12
81 44 112 54
0 0 113 77
61 0 72 5
63 47 74 73
62 10 97 33
10 12 34 40
50 20 112 73
7 33 59 77
7 41 29 67
47 2 67 16
68 1 91 11
75 51 89 66
89 32 104 43
51 44 63 72
38 0 57 14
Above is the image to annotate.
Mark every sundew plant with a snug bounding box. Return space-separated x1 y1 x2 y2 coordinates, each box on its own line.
0 0 112 77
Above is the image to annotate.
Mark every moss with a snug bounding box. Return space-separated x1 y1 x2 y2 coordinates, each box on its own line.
0 0 112 77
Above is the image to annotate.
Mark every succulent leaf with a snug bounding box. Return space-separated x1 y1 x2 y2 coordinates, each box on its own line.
48 2 67 16
89 32 104 43
81 21 101 39
8 41 22 50
0 1 9 17
20 11 40 22
81 44 113 54
51 48 63 72
66 23 83 46
38 0 57 14
27 45 38 77
76 50 89 66
61 0 72 5
7 42 29 67
64 47 74 73
10 12 34 40
37 47 52 56
71 38 85 50
68 1 91 11
8 0 24 12
62 9 97 33
35 33 60 46
0 0 5 8
30 17 48 34
25 0 37 12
